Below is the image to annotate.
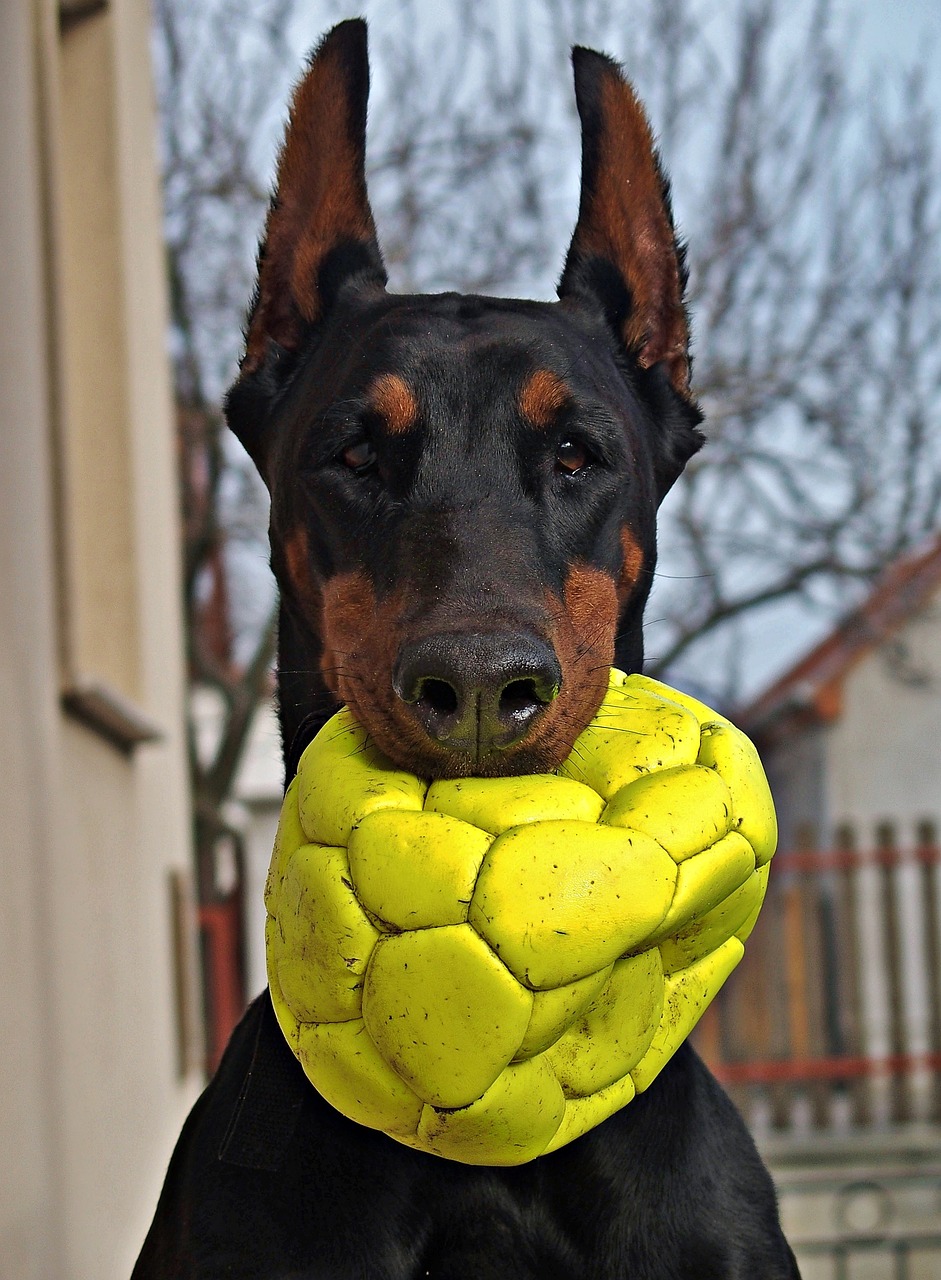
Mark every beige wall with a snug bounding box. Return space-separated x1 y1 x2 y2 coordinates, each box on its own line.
826 604 941 833
0 2 200 1277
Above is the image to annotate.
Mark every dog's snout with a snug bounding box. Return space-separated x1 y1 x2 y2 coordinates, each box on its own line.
393 632 561 761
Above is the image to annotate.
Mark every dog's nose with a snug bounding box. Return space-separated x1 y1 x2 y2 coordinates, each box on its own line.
393 632 561 760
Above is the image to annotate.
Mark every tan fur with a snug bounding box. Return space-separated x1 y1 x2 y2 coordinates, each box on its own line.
570 72 690 396
618 525 645 599
371 374 418 434
519 369 571 429
282 527 322 628
242 34 378 373
318 561 619 778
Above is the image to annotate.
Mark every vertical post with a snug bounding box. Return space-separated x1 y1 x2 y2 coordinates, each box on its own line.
783 855 811 1126
876 822 910 1123
725 890 778 1124
916 819 941 1123
695 1000 723 1069
695 999 730 1103
795 825 830 1127
766 871 794 1128
834 822 870 1126
818 852 844 1074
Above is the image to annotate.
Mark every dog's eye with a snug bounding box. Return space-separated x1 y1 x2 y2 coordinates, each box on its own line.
340 441 377 475
555 439 590 476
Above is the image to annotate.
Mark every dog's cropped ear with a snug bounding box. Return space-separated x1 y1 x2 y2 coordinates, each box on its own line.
227 20 385 470
559 48 694 404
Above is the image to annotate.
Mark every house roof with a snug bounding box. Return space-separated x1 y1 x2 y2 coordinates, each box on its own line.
737 532 941 736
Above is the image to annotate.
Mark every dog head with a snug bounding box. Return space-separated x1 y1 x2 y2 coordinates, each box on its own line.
226 20 703 778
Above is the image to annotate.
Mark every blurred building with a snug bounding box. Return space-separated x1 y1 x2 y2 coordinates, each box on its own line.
698 538 941 1276
0 2 202 1276
744 532 941 856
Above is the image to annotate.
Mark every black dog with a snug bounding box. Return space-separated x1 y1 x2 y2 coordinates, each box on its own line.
135 21 799 1278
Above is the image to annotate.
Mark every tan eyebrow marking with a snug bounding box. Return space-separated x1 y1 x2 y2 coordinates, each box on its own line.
519 369 571 429
370 373 418 434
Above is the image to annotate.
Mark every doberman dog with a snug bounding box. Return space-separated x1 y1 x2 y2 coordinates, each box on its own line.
135 20 800 1279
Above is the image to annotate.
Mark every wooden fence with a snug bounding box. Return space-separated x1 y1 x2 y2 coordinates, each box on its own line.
696 822 941 1131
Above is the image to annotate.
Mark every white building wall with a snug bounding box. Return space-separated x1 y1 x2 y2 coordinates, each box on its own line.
233 698 284 1000
0 2 201 1276
191 688 282 1001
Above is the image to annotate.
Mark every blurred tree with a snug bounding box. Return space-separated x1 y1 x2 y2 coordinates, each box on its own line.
153 0 941 909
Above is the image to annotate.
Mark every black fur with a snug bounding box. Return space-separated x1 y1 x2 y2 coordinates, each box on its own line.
135 996 798 1277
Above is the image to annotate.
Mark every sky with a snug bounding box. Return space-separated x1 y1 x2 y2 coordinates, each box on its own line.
853 0 939 84
660 0 941 700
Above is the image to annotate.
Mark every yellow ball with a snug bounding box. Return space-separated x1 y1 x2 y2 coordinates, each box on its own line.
265 669 776 1165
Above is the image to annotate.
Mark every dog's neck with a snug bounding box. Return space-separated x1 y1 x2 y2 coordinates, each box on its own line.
276 602 339 783
613 591 648 679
